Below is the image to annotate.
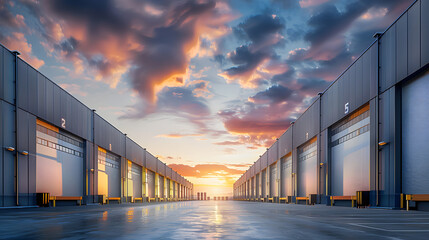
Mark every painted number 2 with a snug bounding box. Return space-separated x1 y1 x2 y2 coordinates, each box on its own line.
61 118 66 128
344 102 349 114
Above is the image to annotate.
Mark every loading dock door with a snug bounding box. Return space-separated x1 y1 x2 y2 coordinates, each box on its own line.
330 105 370 196
281 154 292 197
166 179 170 199
251 177 255 198
159 176 164 198
127 161 142 198
36 121 84 196
261 170 266 197
402 73 429 194
297 138 317 197
270 163 278 197
147 170 155 198
98 147 121 198
256 174 260 198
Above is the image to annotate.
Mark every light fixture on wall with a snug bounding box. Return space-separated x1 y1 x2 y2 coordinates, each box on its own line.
378 141 388 146
6 147 15 152
21 151 29 156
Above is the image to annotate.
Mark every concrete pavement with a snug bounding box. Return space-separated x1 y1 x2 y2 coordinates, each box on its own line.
1 201 428 239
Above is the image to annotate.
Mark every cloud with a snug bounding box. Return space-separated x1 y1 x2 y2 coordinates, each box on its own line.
214 141 243 146
156 133 203 138
0 1 25 28
299 0 329 8
19 0 236 111
219 13 285 88
248 85 294 104
0 32 44 69
169 163 245 178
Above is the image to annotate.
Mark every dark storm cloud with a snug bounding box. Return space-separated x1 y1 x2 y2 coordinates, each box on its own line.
270 0 300 9
249 85 294 104
234 14 285 45
221 12 286 87
304 2 367 47
17 0 235 124
157 87 211 117
223 45 270 76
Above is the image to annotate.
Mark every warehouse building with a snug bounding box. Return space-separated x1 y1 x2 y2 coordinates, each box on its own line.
0 44 193 207
234 0 429 210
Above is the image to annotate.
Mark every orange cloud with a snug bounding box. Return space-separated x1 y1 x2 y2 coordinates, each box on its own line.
156 133 203 138
2 32 45 69
169 164 245 178
299 0 330 8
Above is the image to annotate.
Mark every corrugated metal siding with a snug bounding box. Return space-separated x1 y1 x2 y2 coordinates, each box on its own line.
1 46 15 104
321 43 377 131
268 141 278 165
16 59 92 140
380 25 397 92
157 159 165 176
166 166 172 179
94 114 125 157
145 151 157 172
408 1 421 75
126 137 144 167
279 127 292 158
293 98 320 148
422 0 429 66
261 151 268 169
254 158 260 173
396 13 408 81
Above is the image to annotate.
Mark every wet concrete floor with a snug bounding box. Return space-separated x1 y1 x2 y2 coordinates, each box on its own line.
1 200 429 239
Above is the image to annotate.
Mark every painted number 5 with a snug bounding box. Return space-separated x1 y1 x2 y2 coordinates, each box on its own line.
61 118 66 128
344 102 349 114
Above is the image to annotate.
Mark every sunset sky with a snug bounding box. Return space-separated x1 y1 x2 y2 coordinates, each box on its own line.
0 0 412 197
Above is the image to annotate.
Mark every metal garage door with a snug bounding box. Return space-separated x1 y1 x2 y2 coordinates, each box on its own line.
251 177 255 199
127 161 142 199
255 173 260 198
270 163 278 197
98 147 120 198
173 181 176 198
159 176 164 198
261 170 266 197
330 105 370 196
147 170 155 198
36 120 84 197
166 179 170 198
281 154 292 197
297 138 317 197
402 72 429 194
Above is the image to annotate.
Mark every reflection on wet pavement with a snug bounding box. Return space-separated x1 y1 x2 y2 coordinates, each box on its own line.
1 201 429 239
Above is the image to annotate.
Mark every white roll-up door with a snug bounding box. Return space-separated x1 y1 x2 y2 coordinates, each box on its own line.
127 161 142 198
402 73 429 194
147 170 155 198
256 174 260 198
261 170 266 197
36 120 84 197
159 176 164 198
297 138 317 197
166 179 170 198
330 105 370 196
98 147 121 198
281 154 292 197
270 163 278 197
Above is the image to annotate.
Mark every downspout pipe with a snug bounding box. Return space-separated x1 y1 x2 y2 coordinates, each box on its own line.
13 50 20 206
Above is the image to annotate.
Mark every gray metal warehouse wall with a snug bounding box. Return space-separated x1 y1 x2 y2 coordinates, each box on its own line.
0 43 193 207
234 0 429 209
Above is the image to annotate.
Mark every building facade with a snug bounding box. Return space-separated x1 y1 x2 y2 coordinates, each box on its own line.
0 44 193 207
234 0 429 210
